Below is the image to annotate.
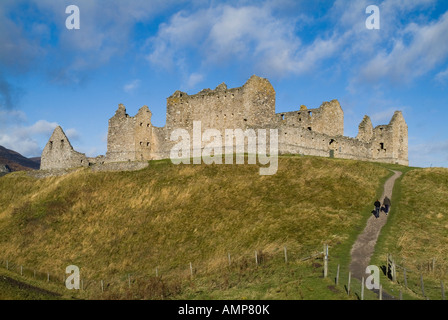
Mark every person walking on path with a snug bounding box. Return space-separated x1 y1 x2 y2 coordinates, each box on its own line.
374 199 381 218
383 196 391 215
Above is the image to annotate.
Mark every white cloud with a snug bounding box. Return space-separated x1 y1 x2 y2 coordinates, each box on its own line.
185 73 204 89
0 0 181 84
146 3 341 78
370 107 398 123
0 118 57 157
65 128 80 141
0 112 80 157
28 120 59 135
409 139 448 168
124 79 141 93
435 66 448 83
359 10 448 83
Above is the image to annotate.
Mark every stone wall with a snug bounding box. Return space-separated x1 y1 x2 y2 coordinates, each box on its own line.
40 75 409 171
40 126 88 170
105 104 137 162
165 75 275 133
0 164 11 177
371 111 408 166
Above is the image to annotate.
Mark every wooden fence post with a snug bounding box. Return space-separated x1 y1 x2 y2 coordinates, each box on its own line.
379 285 382 300
101 280 104 293
323 244 328 278
347 271 351 295
361 276 365 300
336 264 340 285
190 262 193 277
391 258 397 282
284 246 288 264
403 268 408 288
441 280 445 300
420 274 425 298
386 254 389 279
255 251 258 266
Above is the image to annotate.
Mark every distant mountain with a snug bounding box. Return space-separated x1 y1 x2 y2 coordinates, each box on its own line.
0 145 40 171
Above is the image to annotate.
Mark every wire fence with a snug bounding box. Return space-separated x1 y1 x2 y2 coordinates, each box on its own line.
1 246 445 300
380 253 446 300
0 244 327 299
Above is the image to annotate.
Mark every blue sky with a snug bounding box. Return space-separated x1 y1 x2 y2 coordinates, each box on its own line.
0 0 447 168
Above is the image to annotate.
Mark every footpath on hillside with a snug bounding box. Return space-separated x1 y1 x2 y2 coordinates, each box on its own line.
349 170 402 299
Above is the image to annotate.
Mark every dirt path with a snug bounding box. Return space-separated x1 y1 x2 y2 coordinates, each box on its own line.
349 170 402 297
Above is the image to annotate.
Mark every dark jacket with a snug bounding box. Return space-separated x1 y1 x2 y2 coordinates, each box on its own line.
383 197 391 206
374 200 381 208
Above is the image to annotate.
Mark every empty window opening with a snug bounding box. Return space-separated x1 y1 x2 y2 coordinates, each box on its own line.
60 139 64 148
281 114 285 120
147 142 150 147
299 118 302 122
147 123 150 127
140 141 143 146
380 142 385 150
49 141 53 150
140 122 143 126
309 111 313 116
329 139 335 145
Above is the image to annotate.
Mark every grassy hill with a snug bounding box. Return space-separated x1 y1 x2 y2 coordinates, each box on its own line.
371 167 448 300
0 155 419 299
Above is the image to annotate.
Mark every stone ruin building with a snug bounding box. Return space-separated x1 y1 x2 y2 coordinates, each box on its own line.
40 75 408 171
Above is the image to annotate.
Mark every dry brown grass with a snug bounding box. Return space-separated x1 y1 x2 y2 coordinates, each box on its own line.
0 156 390 299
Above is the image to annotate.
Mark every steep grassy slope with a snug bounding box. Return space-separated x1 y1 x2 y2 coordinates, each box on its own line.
0 156 391 299
371 167 448 300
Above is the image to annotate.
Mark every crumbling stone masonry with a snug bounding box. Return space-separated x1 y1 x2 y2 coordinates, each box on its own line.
40 75 408 171
40 126 89 170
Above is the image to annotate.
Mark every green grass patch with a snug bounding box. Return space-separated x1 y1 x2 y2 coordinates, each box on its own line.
371 166 448 300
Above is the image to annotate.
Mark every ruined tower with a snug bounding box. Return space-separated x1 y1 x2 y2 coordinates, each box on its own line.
105 104 157 162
